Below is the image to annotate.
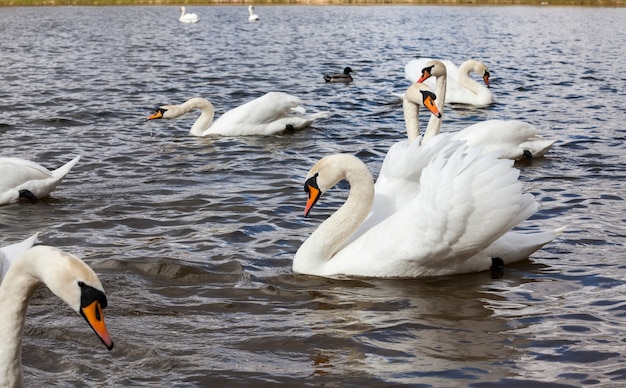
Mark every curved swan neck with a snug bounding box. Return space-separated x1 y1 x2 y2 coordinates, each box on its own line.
458 60 486 96
294 155 374 275
403 97 421 143
173 98 215 136
0 255 43 387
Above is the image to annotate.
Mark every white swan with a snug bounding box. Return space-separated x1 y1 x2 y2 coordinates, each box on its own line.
248 5 259 21
179 6 199 23
147 93 329 136
406 58 494 106
0 155 81 205
293 82 562 278
294 134 562 278
419 60 555 160
0 243 113 387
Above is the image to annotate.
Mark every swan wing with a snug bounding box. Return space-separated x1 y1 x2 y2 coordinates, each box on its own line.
327 135 538 277
0 233 39 282
454 120 555 159
209 92 327 136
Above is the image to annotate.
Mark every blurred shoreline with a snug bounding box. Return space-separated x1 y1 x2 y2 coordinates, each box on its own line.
1 0 623 7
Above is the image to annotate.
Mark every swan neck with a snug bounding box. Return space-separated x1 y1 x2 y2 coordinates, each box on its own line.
0 259 41 387
179 98 215 136
458 61 483 96
294 160 374 275
423 74 446 143
403 97 421 143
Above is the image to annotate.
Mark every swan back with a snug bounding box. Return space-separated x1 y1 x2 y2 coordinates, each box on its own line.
0 156 81 205
0 234 38 282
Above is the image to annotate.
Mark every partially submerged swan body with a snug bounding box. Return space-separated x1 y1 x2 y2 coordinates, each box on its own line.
147 93 328 136
0 156 81 205
179 6 199 23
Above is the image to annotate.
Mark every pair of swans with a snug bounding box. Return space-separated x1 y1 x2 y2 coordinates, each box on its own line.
405 58 494 106
179 6 199 23
0 155 81 205
324 67 355 84
418 60 555 160
248 5 259 21
294 82 563 278
147 92 328 136
0 235 113 386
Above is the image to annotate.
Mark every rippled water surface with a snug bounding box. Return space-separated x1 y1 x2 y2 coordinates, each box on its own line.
1 4 626 387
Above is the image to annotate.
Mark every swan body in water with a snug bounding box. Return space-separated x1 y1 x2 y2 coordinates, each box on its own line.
0 238 113 386
248 5 259 21
179 6 199 23
0 155 81 205
147 93 328 136
406 58 494 106
293 83 562 278
418 59 555 160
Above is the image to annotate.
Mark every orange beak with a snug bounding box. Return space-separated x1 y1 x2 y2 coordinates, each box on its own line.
417 68 432 84
146 110 164 121
81 300 114 350
304 185 321 217
423 95 442 118
483 72 491 88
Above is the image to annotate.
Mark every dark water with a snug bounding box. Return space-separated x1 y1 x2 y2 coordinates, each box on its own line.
1 4 626 387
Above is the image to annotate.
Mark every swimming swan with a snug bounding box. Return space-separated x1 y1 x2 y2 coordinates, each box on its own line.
418 59 555 159
406 58 494 106
248 5 259 21
147 93 329 136
0 155 81 205
179 6 199 23
293 83 562 278
0 243 113 387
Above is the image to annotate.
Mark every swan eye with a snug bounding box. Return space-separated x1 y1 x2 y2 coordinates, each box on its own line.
304 173 319 193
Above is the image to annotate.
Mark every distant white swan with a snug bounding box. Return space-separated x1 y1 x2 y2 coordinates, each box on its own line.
147 93 329 136
248 5 259 21
179 6 199 23
0 155 81 205
406 58 494 106
0 241 113 387
418 60 555 160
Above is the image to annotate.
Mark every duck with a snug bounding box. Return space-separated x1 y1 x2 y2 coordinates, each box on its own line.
406 58 494 106
0 155 81 205
179 6 199 23
293 83 562 278
147 93 328 136
0 241 113 387
323 67 355 84
248 5 259 21
418 59 555 160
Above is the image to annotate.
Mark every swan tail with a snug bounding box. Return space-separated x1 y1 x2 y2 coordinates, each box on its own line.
487 226 566 265
52 155 81 180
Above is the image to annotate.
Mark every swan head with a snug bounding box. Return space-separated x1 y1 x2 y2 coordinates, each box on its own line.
26 246 114 350
417 60 447 83
403 83 442 118
147 107 167 121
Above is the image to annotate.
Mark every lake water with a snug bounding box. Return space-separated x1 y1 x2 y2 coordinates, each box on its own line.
1 4 626 387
